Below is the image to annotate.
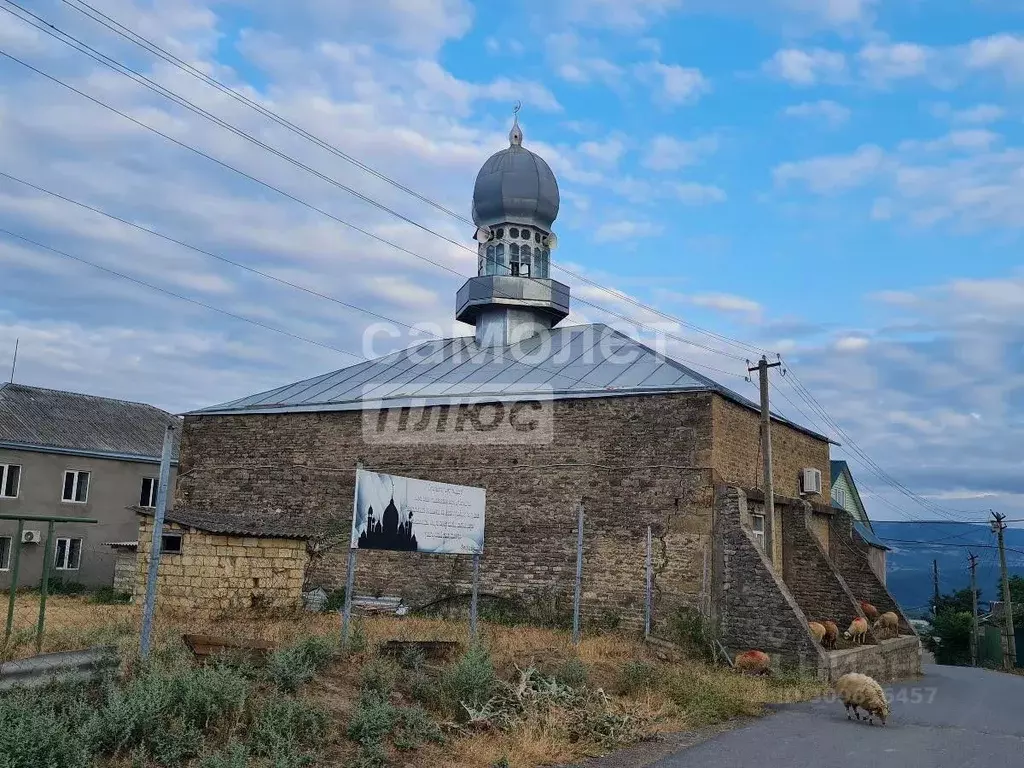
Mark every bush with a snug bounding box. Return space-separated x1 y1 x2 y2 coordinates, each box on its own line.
664 607 713 661
198 743 250 768
347 621 368 655
393 705 445 751
663 670 761 725
346 691 397 747
265 635 335 693
441 645 496 718
46 576 88 596
247 697 328 766
615 660 656 695
926 610 974 666
359 658 399 696
398 644 426 672
92 586 133 605
554 658 588 689
322 588 346 614
0 687 93 768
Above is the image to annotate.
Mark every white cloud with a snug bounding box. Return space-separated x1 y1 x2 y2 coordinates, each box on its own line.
858 42 931 83
561 0 684 30
593 220 664 243
773 145 885 193
690 292 761 316
899 129 1001 154
672 183 727 205
545 32 624 87
636 62 711 105
485 37 524 56
835 335 870 351
764 48 846 85
963 33 1024 82
933 103 1007 125
577 136 627 166
642 134 719 171
783 100 851 126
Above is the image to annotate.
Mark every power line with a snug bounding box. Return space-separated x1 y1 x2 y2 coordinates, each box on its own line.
55 0 770 361
882 538 1024 559
0 227 362 359
0 6 753 366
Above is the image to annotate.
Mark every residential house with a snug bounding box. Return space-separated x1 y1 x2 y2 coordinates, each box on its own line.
831 459 890 585
0 383 179 589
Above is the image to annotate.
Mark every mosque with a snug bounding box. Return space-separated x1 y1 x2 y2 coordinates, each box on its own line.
170 112 916 678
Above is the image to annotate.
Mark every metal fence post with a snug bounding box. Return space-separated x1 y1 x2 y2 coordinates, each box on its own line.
470 552 481 643
572 500 584 646
35 520 56 654
139 424 176 660
341 462 362 649
4 519 24 644
645 525 653 639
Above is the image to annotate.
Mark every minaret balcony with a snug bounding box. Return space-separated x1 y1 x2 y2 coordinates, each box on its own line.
456 275 570 326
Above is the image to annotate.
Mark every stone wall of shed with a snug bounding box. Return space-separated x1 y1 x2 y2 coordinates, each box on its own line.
135 519 307 617
713 486 825 674
177 393 723 631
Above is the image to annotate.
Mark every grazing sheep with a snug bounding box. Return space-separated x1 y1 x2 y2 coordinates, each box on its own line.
834 672 889 726
873 611 899 640
823 620 839 650
859 601 879 621
809 621 826 645
843 617 869 645
734 650 771 676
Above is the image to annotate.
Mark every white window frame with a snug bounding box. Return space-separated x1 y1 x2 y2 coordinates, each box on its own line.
0 464 21 498
62 470 90 503
54 537 83 571
140 477 158 509
834 487 846 508
751 513 766 551
0 536 11 570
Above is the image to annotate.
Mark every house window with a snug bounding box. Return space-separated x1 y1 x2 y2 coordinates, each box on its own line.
62 470 90 503
161 534 182 554
0 464 20 498
834 487 846 508
140 477 158 508
751 514 766 551
0 536 11 570
54 538 82 570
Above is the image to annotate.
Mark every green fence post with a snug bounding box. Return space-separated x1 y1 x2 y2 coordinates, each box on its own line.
3 519 25 644
35 520 56 654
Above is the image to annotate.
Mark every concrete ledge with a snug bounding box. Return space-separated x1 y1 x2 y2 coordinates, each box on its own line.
0 646 119 691
821 635 921 683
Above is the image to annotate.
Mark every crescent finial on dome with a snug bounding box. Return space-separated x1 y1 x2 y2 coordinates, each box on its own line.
509 100 523 147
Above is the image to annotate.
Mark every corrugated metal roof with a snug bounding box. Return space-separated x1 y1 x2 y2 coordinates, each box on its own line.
853 521 890 551
134 506 314 540
189 323 827 441
0 383 180 461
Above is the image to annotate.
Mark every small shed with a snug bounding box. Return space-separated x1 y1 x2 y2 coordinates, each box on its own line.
132 507 315 617
103 541 139 595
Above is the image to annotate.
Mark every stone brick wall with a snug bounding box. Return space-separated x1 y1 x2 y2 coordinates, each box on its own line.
710 396 831 501
177 393 719 630
826 511 915 636
824 636 921 682
776 501 869 638
135 519 307 616
713 486 825 673
809 513 830 554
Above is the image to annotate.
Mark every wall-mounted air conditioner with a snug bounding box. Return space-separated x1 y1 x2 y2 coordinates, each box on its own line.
21 529 41 544
800 468 823 496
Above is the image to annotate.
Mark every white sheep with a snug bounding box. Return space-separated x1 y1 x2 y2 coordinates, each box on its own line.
873 611 899 640
808 621 826 645
843 617 868 645
834 672 889 726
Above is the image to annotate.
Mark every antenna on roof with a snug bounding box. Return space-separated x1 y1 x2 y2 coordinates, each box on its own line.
8 338 17 384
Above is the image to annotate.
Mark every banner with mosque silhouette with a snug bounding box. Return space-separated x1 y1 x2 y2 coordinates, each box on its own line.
351 469 486 555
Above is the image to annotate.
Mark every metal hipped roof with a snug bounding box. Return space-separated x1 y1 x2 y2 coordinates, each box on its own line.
189 323 827 441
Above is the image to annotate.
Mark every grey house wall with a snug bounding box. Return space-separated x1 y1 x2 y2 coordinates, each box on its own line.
0 448 177 589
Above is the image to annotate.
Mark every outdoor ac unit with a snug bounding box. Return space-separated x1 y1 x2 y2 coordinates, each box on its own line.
800 468 823 496
21 529 41 544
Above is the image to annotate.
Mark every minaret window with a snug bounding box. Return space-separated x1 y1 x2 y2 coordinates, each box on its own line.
521 245 532 277
521 229 530 240
496 228 504 239
510 227 520 239
534 232 541 243
486 243 505 276
485 245 496 276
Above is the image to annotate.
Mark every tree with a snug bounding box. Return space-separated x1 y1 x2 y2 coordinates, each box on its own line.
934 587 978 617
924 610 974 666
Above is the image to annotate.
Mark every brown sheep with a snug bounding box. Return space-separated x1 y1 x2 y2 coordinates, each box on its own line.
734 650 771 676
809 621 826 645
835 672 890 726
873 611 899 640
843 617 869 645
823 620 839 650
859 601 879 621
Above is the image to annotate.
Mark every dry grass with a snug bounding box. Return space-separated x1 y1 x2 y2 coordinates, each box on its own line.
1 595 133 662
1 598 828 768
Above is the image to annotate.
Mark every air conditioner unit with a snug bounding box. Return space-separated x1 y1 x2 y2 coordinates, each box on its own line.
21 529 41 544
800 468 823 496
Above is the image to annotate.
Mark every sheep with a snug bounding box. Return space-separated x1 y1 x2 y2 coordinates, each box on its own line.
823 620 839 650
808 621 826 645
734 650 771 676
834 672 889 726
859 600 879 621
843 617 869 645
873 611 899 640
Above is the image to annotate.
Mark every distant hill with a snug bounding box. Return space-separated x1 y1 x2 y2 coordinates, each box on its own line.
872 522 1024 618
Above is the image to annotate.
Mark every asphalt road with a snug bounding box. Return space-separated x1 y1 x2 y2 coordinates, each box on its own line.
652 665 1024 768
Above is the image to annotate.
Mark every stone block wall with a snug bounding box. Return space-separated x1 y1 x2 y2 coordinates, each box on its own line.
827 511 915 636
824 636 922 682
135 519 307 616
177 393 721 631
713 486 825 673
777 501 869 638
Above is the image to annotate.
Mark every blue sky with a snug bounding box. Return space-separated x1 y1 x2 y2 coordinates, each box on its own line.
1 0 1022 523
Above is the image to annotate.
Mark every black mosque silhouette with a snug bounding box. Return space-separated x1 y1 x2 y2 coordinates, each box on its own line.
356 493 418 551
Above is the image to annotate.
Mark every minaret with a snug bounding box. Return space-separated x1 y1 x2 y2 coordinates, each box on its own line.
457 106 570 346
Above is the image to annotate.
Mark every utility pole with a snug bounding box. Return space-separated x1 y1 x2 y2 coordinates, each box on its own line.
933 559 940 615
968 552 979 667
9 338 17 383
748 356 782 525
992 512 1017 669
